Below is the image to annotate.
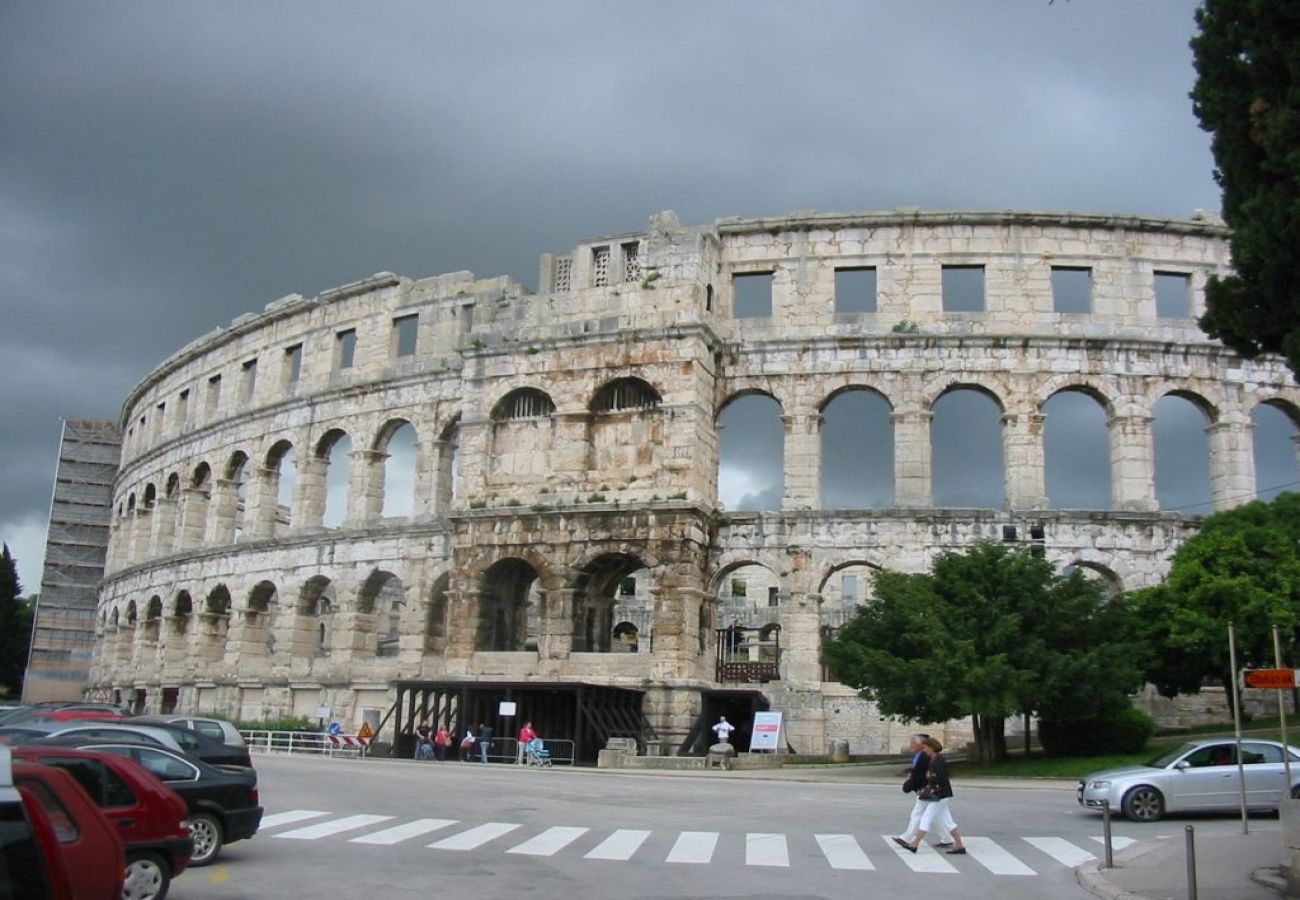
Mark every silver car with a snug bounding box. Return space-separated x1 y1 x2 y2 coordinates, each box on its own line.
1078 738 1300 821
136 715 246 749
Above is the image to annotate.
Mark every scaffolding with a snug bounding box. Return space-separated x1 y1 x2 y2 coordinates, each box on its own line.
23 419 120 703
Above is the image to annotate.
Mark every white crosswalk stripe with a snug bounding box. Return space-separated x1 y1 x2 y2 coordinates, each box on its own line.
1024 836 1095 867
745 832 789 867
584 829 651 861
275 814 393 840
963 836 1036 876
815 834 874 871
1090 835 1136 851
507 826 589 856
882 835 959 873
349 818 458 845
259 809 331 830
666 831 718 864
430 822 521 851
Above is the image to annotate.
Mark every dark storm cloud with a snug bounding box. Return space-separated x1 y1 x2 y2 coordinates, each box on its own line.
0 0 1231 586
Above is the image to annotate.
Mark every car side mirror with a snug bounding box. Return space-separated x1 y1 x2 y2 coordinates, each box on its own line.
1174 761 1190 770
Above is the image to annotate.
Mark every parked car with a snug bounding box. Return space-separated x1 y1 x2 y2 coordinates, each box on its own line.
67 741 262 866
125 719 253 768
1078 738 1300 822
0 745 76 898
15 745 193 900
136 715 247 749
19 720 252 768
11 756 126 899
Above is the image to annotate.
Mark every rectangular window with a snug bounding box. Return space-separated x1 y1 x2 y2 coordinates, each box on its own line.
283 344 303 385
732 271 774 318
155 403 165 439
1154 271 1192 319
730 578 747 598
393 314 418 357
176 389 189 427
942 264 985 312
834 266 877 313
336 329 356 370
619 577 636 597
841 574 858 604
1051 266 1092 314
553 257 572 293
622 242 642 283
592 247 610 287
241 358 257 401
459 303 474 334
767 586 780 608
206 375 221 415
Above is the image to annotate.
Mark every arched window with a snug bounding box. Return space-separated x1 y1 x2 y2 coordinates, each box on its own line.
591 378 662 414
227 452 250 541
492 388 556 420
1153 393 1212 512
478 559 541 651
378 422 418 518
931 387 1005 508
425 573 450 655
820 389 893 508
1252 402 1300 500
317 430 351 528
266 440 298 533
1044 389 1111 509
717 394 784 511
359 570 405 656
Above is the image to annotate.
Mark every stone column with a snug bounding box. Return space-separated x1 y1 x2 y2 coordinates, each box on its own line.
130 510 150 565
1109 414 1158 511
452 416 491 505
206 478 239 545
153 496 178 556
178 487 210 550
446 588 482 658
1207 413 1256 511
538 587 573 660
1003 412 1048 510
782 413 821 510
412 440 435 516
892 408 933 507
247 467 279 540
295 456 328 527
778 592 823 686
349 449 388 522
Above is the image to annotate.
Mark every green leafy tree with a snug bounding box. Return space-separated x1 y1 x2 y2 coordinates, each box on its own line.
1132 493 1300 710
0 544 33 698
824 542 1144 763
1189 0 1300 378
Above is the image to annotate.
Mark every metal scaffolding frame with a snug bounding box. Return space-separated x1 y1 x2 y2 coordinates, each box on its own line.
23 419 120 703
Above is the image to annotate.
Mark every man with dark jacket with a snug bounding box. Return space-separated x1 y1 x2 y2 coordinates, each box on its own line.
893 733 952 847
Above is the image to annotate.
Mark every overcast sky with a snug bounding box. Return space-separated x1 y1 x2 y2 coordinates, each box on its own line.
2 0 1291 591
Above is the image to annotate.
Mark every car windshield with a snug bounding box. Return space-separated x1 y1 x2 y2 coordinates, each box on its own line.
1144 742 1198 768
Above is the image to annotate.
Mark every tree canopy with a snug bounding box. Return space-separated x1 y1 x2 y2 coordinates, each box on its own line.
1190 0 1300 378
823 541 1143 763
1131 492 1300 705
0 544 33 698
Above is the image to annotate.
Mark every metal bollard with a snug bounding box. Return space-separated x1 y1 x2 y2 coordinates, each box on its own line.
1101 801 1114 868
1185 824 1198 900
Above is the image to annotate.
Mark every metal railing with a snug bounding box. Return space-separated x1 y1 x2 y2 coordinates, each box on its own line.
452 737 575 766
241 729 366 757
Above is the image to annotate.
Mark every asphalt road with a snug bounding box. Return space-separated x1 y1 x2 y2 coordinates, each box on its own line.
164 754 1275 900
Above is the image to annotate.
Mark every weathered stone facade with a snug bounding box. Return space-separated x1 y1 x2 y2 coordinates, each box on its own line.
90 209 1300 754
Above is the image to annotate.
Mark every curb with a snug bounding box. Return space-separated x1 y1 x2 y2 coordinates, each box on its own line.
1074 838 1174 900
1250 865 1287 894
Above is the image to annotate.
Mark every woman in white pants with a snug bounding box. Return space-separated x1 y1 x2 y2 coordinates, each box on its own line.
898 737 966 856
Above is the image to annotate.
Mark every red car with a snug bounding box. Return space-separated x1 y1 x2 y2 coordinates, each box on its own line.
14 746 193 900
12 760 125 899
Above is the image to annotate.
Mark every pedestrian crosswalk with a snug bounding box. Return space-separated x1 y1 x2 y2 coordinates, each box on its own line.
261 808 1135 877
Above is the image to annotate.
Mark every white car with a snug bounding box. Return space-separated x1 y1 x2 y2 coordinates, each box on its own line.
1078 738 1300 821
136 715 246 749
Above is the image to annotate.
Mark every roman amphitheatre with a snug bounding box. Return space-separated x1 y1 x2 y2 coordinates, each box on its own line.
83 208 1300 761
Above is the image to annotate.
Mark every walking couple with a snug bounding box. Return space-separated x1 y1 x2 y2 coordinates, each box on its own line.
893 733 967 855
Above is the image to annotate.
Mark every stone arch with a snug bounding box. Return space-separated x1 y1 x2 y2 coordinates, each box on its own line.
570 551 654 653
818 560 882 627
491 387 556 421
358 569 405 656
714 561 783 624
435 414 461 513
590 377 662 413
296 575 336 655
164 473 180 498
242 581 278 658
316 429 352 527
264 439 298 533
190 462 212 490
124 599 138 626
717 391 784 511
1063 560 1124 598
373 420 418 518
424 571 450 654
476 558 542 652
612 621 639 652
1043 387 1112 509
172 590 193 625
141 594 162 645
199 584 232 661
819 387 894 509
931 385 1005 508
226 451 251 540
141 483 157 510
1251 399 1300 500
1153 391 1213 512
1037 377 1116 417
248 580 277 614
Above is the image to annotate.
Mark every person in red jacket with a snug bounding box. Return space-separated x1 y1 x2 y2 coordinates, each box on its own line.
517 722 537 764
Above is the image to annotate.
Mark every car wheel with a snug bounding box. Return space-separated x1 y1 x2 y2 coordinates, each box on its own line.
1122 785 1165 822
188 812 224 866
123 851 171 900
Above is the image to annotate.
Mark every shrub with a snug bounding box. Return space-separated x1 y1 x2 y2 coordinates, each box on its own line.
1039 705 1155 757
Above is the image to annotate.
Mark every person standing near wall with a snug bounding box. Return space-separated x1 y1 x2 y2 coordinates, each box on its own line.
517 721 536 764
478 722 494 764
434 725 450 761
712 715 736 745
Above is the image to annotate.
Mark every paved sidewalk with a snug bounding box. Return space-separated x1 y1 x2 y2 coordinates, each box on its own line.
1077 829 1288 900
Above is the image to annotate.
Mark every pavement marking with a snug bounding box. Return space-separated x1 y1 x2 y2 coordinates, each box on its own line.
274 814 393 840
665 831 718 864
259 809 332 830
882 835 959 874
584 829 652 861
745 832 789 867
1090 835 1136 851
349 818 458 845
429 822 522 851
1024 836 1095 867
962 836 1036 876
507 826 590 856
814 834 874 870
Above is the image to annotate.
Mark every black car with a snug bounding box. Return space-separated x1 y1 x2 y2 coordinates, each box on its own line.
54 741 261 866
120 720 254 770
